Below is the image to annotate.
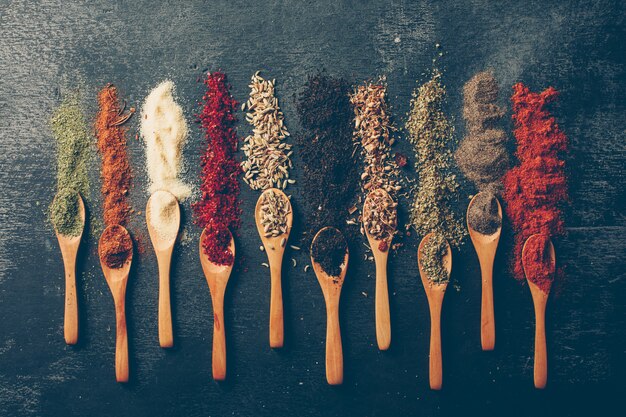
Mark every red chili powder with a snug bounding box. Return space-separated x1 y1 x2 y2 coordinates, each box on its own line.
192 72 241 266
99 225 133 269
95 84 133 227
522 235 555 293
502 83 568 283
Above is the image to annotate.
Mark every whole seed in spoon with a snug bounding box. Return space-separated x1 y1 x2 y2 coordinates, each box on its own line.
241 71 293 191
259 189 291 239
363 189 397 251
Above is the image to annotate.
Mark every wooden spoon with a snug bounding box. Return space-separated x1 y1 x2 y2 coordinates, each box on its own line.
522 234 555 389
146 190 180 348
98 225 133 383
310 227 349 385
417 232 452 390
254 188 293 348
53 193 85 345
466 192 502 351
363 189 396 351
199 228 235 381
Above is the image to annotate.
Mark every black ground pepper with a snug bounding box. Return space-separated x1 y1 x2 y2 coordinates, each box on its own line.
468 192 501 235
311 227 347 277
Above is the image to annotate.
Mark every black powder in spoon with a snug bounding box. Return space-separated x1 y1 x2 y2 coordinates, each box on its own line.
467 192 501 235
311 228 347 277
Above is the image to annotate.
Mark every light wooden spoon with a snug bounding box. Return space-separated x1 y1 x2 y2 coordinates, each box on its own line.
53 192 85 345
522 234 555 389
363 189 396 351
199 228 235 381
98 225 133 383
146 190 180 348
418 232 452 391
466 192 502 351
310 227 349 385
254 188 293 348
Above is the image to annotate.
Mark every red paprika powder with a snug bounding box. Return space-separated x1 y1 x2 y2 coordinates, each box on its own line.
502 83 568 289
522 234 555 292
193 72 241 266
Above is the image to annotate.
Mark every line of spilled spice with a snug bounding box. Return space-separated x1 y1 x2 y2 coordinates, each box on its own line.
522 234 555 290
311 228 347 278
141 80 192 200
362 188 397 251
456 71 509 235
49 92 91 236
95 84 134 228
349 79 401 197
502 84 568 291
241 72 293 191
192 72 241 266
259 190 291 238
406 69 465 283
98 225 133 269
295 73 360 243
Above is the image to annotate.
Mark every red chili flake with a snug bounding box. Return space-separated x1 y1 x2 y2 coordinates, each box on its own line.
377 240 389 252
192 72 241 266
394 152 408 168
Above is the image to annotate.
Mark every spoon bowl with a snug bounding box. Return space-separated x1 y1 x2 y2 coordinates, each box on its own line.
522 234 555 389
467 192 502 351
310 227 349 385
146 190 180 348
255 188 293 348
363 188 396 351
54 192 85 345
98 225 133 383
199 228 235 381
417 232 452 390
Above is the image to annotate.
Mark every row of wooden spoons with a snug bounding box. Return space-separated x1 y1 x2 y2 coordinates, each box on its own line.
54 189 555 389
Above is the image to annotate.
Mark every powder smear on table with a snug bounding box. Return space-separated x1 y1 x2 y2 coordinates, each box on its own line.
406 69 465 283
99 225 133 269
502 83 568 286
193 72 241 266
95 84 134 227
49 92 91 237
311 227 347 277
141 80 191 200
241 71 293 191
295 73 360 243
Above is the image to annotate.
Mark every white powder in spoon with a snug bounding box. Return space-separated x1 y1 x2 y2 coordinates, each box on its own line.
141 80 191 200
149 191 179 242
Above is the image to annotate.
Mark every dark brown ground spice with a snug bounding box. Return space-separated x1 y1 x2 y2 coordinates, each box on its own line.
467 192 501 235
295 73 360 244
99 225 133 269
311 227 347 277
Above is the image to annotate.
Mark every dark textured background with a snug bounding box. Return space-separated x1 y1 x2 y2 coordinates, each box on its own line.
0 1 624 416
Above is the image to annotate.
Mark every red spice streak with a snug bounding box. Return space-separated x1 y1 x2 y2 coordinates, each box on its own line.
502 83 568 283
192 72 241 266
522 235 555 292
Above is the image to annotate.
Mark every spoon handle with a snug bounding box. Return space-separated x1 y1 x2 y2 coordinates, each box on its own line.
375 256 391 350
212 297 227 381
269 261 284 348
428 304 443 390
61 248 79 345
115 300 129 383
480 258 495 351
533 298 548 389
325 301 343 385
157 253 174 348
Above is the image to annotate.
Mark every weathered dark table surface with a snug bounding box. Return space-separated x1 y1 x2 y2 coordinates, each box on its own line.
0 1 624 416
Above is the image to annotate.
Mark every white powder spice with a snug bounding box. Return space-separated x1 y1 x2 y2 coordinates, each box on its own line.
149 191 179 242
141 80 191 200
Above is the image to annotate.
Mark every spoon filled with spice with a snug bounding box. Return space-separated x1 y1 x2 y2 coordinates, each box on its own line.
98 224 133 383
466 192 502 351
363 188 397 351
310 227 349 385
52 191 85 345
522 234 555 389
199 227 235 381
146 190 180 348
418 232 452 390
255 188 293 348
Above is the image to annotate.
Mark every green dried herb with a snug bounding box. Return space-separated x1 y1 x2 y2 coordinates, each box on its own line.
49 92 90 236
419 232 449 284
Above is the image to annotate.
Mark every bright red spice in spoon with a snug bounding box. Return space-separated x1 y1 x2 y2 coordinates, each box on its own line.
522 235 555 293
193 72 241 266
502 83 568 284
